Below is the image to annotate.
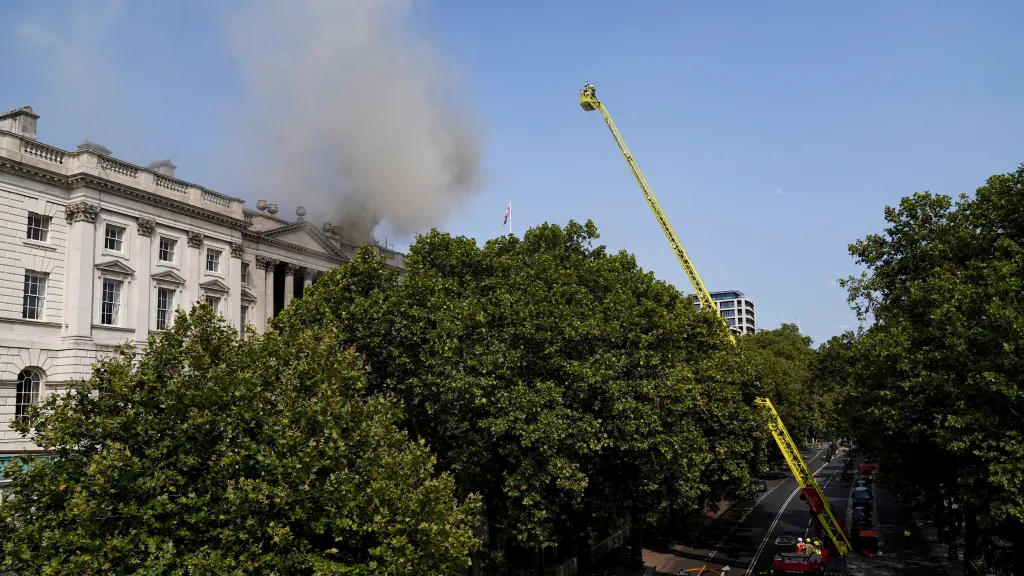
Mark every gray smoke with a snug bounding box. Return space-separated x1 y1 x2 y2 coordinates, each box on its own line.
224 0 485 245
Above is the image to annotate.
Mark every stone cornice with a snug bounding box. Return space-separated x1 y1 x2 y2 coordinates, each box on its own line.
0 157 67 188
63 174 251 231
243 230 349 264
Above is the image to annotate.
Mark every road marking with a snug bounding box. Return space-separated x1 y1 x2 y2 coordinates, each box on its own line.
745 453 832 576
703 452 822 562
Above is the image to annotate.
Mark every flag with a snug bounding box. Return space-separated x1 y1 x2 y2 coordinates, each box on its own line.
503 202 510 225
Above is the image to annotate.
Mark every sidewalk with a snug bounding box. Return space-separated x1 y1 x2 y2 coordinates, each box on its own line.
910 511 963 576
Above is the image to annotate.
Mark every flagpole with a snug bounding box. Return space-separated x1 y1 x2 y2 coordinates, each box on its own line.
509 201 512 235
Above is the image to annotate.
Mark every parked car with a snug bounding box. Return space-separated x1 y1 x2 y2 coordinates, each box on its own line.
755 480 768 492
852 487 873 511
852 506 872 528
855 477 872 488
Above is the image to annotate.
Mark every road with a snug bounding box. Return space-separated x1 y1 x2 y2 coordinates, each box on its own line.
656 447 850 574
644 447 951 575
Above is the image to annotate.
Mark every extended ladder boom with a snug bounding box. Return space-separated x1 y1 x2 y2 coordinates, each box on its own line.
756 398 853 556
579 83 852 557
579 84 735 345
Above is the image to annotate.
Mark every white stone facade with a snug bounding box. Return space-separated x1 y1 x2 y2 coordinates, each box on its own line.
0 106 405 453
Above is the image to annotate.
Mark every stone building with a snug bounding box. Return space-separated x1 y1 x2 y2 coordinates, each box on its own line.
0 105 405 462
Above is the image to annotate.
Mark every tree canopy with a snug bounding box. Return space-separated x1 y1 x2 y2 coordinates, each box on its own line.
0 307 480 576
276 220 820 572
1 218 832 575
835 163 1024 571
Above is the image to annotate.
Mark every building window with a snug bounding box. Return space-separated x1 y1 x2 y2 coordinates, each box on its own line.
22 272 47 320
240 304 248 333
241 262 249 285
156 287 174 330
16 369 41 419
104 224 125 252
101 279 123 325
26 213 50 242
205 295 221 315
159 237 177 263
206 249 221 273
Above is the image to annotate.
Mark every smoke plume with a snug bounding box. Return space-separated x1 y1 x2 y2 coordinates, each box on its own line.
225 0 485 245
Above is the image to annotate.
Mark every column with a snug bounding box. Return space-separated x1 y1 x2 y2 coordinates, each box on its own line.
260 256 279 323
283 262 299 308
253 255 268 333
134 218 155 342
63 201 99 339
186 231 204 306
229 242 244 329
302 268 314 293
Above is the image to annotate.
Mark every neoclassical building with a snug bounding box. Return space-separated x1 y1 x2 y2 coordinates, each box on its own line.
0 105 405 464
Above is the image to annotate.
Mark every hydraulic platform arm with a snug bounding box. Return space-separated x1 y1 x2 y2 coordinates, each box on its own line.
578 83 853 557
756 398 853 556
579 83 735 345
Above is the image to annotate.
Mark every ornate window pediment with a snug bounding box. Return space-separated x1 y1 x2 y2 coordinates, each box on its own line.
151 269 187 286
95 259 135 279
199 278 230 294
240 288 258 304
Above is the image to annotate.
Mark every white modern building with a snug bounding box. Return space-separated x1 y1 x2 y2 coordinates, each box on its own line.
0 105 405 459
692 290 756 335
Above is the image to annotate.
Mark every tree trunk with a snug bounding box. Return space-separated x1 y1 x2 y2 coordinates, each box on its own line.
629 525 644 569
575 504 593 570
961 511 977 575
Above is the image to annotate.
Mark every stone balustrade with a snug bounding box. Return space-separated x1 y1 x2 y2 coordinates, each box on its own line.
0 128 246 220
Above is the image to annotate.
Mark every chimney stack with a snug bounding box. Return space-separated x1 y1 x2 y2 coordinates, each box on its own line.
147 159 176 178
0 106 38 139
77 141 112 156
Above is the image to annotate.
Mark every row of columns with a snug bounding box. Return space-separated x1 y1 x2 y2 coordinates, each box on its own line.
254 255 320 328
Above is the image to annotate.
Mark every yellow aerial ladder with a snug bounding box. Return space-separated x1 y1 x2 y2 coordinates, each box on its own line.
579 83 853 557
579 83 735 346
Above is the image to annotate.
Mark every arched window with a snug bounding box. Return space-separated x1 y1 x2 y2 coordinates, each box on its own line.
15 369 41 419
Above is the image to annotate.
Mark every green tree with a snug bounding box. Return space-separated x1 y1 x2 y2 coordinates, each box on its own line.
841 163 1024 571
276 221 751 571
810 331 861 441
739 324 820 445
0 306 480 576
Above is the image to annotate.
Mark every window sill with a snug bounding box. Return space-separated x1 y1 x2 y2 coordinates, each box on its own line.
22 239 57 252
93 324 135 333
204 270 224 278
2 316 61 327
155 261 179 269
101 249 128 260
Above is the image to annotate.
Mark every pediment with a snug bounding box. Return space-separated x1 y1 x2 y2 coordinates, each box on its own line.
199 278 230 293
260 222 346 260
240 287 257 303
95 259 135 276
151 269 187 285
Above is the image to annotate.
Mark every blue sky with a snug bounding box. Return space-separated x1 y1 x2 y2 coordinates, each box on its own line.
3 0 1023 347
